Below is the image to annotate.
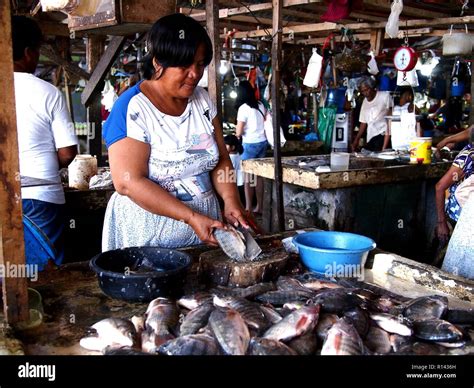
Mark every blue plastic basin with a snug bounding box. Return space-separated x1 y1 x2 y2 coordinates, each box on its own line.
292 231 376 276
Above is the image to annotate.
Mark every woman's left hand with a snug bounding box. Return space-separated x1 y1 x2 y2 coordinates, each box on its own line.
223 199 249 229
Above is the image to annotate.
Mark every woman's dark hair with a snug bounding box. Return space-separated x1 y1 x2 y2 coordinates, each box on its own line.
235 80 260 111
143 13 213 80
224 134 244 154
11 16 43 61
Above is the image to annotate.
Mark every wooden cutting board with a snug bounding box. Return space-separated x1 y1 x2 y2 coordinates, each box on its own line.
198 247 289 288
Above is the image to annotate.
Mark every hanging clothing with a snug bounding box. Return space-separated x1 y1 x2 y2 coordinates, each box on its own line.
390 102 417 150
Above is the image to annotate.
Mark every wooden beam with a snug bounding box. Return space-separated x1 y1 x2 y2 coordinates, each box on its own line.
181 0 325 22
370 28 384 56
81 36 125 106
84 37 106 166
40 44 90 81
232 15 474 38
0 0 29 325
206 0 222 121
272 0 285 232
294 28 432 44
364 0 447 19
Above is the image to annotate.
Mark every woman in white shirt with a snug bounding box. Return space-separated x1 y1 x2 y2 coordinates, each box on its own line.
235 81 268 214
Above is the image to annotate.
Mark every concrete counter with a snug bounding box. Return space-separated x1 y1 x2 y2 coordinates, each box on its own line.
242 155 451 263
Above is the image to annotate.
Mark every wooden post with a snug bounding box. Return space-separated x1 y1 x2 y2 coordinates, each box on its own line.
58 37 74 120
312 91 318 135
470 62 474 125
0 1 29 324
206 0 222 121
370 28 384 56
272 0 285 232
86 37 105 166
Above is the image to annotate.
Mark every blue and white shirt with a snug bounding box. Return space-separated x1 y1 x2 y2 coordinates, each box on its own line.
103 85 219 201
446 144 474 221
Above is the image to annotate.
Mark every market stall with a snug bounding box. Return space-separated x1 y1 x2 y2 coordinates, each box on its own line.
1 0 473 370
243 154 450 261
8 230 474 356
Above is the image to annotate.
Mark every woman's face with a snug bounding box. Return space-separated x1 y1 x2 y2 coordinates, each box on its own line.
158 43 207 98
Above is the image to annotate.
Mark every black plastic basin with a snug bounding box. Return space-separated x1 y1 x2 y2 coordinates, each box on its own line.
90 247 192 303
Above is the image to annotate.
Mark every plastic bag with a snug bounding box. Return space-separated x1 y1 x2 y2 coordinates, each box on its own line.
385 0 403 39
303 48 323 88
101 80 118 112
264 112 286 149
317 107 337 152
397 70 418 87
367 51 379 75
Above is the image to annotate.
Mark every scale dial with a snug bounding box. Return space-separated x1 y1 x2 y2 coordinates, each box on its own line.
393 46 418 72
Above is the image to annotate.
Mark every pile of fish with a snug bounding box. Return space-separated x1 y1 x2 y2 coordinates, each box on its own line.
79 275 474 355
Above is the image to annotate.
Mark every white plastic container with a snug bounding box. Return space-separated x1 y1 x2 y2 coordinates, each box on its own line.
68 155 98 190
330 152 350 171
443 25 472 56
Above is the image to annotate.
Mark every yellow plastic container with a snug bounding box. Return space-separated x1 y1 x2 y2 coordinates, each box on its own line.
409 137 432 164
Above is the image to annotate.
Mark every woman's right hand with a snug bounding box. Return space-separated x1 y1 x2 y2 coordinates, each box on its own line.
436 221 450 243
187 212 225 246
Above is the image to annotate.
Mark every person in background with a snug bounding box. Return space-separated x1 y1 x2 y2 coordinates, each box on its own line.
12 16 78 267
224 134 245 207
435 142 474 242
235 80 267 214
388 87 421 151
351 76 391 152
102 14 248 251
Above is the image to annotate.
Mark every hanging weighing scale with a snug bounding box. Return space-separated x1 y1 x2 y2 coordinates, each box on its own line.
393 46 418 72
393 34 418 89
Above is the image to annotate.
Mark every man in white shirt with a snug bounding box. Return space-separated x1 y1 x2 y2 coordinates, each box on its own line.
351 76 391 152
12 16 78 267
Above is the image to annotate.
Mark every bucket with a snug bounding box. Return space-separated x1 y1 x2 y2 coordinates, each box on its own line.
68 154 98 190
409 137 432 164
330 152 350 171
442 25 472 56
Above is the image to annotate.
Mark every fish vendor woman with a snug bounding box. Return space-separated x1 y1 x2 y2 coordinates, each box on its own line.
102 13 248 251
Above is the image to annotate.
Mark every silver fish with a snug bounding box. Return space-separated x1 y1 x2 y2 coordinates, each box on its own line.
370 313 413 336
287 331 318 355
130 315 145 335
213 295 268 332
259 305 283 325
248 338 298 356
364 326 392 354
299 278 343 291
158 334 220 356
263 305 320 342
311 289 366 314
315 313 339 342
213 226 248 262
256 290 313 305
145 298 179 344
80 318 138 352
209 307 250 355
403 295 448 321
180 302 214 336
178 292 213 310
413 319 464 342
321 318 365 355
217 282 277 299
343 307 370 339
